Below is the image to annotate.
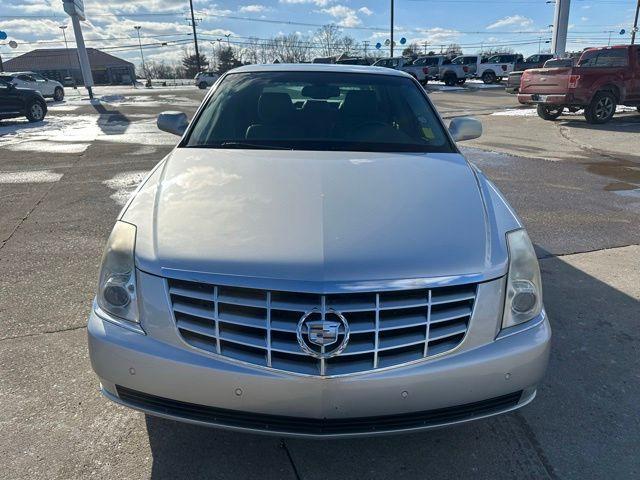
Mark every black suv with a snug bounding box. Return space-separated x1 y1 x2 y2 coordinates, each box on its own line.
0 78 47 122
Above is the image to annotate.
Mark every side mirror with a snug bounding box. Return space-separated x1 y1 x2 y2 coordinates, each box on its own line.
157 111 188 136
449 117 482 142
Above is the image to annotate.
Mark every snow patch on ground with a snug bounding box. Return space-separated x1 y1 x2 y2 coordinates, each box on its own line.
0 114 177 153
103 170 149 205
0 170 63 184
460 147 515 167
491 108 537 117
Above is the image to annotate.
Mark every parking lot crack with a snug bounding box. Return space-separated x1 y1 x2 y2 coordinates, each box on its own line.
280 439 303 480
0 324 86 342
514 412 560 480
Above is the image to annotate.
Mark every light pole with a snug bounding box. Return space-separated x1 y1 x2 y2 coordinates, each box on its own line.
189 0 202 72
632 0 639 45
225 33 231 47
390 0 394 57
134 26 147 81
59 25 76 88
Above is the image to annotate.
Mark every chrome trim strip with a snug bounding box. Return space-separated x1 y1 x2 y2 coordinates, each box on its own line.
496 310 547 341
157 267 506 294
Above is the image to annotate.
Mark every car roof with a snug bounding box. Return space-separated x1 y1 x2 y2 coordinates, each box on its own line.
228 63 412 78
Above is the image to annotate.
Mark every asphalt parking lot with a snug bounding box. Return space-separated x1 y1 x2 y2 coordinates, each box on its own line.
1 84 638 479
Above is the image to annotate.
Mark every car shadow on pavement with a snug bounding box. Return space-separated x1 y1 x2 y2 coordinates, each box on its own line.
92 102 131 137
558 113 640 133
143 247 639 480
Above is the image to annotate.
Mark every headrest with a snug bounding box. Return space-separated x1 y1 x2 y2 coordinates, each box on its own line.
340 90 378 116
258 92 294 122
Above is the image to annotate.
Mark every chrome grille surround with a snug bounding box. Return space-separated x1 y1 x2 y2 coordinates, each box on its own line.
166 279 477 377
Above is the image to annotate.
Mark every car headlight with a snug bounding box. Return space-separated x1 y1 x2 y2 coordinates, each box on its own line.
96 221 139 323
502 229 543 329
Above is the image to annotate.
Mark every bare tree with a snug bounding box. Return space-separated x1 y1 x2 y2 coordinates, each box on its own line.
341 35 359 56
315 24 342 58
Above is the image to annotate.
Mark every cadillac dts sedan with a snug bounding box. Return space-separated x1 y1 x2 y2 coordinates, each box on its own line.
88 64 550 438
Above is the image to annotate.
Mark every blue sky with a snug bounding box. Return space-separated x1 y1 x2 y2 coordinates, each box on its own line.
1 0 638 66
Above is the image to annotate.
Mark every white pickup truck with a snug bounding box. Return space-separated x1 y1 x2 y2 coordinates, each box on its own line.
372 57 429 85
476 54 524 84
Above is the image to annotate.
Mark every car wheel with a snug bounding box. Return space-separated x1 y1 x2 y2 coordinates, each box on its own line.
637 106 640 113
26 100 46 122
53 87 64 101
456 79 466 86
537 104 564 121
584 91 617 124
482 71 496 84
198 81 208 89
443 74 457 87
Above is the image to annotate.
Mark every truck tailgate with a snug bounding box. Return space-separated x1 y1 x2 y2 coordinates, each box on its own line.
520 67 572 93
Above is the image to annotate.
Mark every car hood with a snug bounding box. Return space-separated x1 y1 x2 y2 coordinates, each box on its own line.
124 149 517 290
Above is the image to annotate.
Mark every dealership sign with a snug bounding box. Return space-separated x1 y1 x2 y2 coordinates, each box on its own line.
62 0 85 21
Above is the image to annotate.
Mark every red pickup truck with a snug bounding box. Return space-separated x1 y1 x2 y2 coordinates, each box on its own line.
518 45 640 124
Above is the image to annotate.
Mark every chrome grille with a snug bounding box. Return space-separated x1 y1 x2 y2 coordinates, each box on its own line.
167 279 476 376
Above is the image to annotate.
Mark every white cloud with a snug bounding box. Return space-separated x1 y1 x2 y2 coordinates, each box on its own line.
279 0 332 6
358 7 373 16
238 4 270 13
486 15 534 30
321 5 361 27
581 16 589 21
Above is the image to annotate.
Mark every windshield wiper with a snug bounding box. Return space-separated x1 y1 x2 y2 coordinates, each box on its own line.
219 141 292 150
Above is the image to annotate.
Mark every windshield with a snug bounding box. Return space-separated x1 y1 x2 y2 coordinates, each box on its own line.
184 71 454 153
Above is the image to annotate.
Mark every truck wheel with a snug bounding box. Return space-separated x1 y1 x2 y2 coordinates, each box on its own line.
482 71 496 84
637 106 640 113
443 74 457 87
26 100 46 122
456 79 466 86
537 105 564 121
53 87 64 102
198 81 208 89
584 91 616 124
496 76 503 83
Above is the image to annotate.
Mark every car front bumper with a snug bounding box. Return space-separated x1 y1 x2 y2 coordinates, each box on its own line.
88 274 551 437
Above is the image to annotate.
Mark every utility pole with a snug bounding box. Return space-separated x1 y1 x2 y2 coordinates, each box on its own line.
551 0 571 56
134 26 147 80
188 0 201 72
632 0 639 45
363 40 369 58
390 0 394 57
59 25 76 88
423 42 428 54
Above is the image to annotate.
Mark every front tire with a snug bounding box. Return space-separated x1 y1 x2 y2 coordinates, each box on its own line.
26 100 46 122
537 104 564 120
443 74 457 87
53 87 64 102
482 71 496 84
198 81 208 90
584 91 616 124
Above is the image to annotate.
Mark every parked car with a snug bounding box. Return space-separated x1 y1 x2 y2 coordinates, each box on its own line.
1 72 65 101
477 54 525 84
372 57 429 85
88 63 550 438
412 55 469 86
0 79 48 122
195 71 220 89
518 45 640 123
506 55 560 94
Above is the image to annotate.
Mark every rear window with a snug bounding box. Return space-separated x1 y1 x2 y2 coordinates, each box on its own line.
184 71 454 153
578 49 628 67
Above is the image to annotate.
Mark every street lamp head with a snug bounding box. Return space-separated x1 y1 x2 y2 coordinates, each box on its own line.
134 25 142 30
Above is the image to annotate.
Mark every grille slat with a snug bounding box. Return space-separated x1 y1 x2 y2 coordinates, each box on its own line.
168 279 476 376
